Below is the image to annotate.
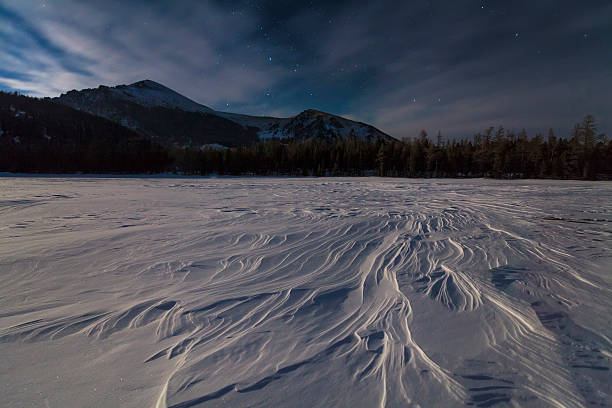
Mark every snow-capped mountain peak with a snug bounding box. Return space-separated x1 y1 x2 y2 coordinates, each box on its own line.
57 80 215 114
227 108 392 141
111 80 215 113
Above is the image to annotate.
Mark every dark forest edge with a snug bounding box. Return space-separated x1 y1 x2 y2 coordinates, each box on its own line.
1 91 610 180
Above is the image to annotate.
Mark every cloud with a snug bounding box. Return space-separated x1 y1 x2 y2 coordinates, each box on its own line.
0 0 286 107
311 1 612 137
1 0 610 137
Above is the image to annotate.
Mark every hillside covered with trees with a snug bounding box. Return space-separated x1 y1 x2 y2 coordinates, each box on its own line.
0 92 170 173
176 115 610 180
1 92 609 179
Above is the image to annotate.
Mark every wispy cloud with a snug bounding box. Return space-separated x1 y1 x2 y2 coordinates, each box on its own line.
0 0 286 107
1 0 610 136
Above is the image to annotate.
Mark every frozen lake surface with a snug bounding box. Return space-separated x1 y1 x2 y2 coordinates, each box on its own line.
1 177 611 407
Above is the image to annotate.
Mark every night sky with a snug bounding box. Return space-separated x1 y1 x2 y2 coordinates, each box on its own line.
1 0 610 138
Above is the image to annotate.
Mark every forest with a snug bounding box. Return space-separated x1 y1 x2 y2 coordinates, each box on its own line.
0 91 170 173
176 115 610 180
1 91 610 179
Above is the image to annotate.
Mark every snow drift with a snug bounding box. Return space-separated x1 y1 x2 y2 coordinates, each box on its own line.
0 178 610 407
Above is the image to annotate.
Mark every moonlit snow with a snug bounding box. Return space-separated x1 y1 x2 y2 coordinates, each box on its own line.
1 177 610 407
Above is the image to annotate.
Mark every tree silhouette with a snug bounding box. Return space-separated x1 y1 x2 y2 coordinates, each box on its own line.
1 92 609 179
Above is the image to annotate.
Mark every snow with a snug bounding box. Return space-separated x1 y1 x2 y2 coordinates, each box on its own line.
0 178 610 407
257 128 290 140
200 143 228 150
119 117 139 129
109 80 215 113
215 109 389 141
9 105 26 117
214 111 289 128
214 111 293 140
60 80 215 114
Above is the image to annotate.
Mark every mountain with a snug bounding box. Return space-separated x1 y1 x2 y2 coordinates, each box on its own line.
59 79 215 114
216 109 392 141
55 80 257 147
55 80 394 147
0 91 170 173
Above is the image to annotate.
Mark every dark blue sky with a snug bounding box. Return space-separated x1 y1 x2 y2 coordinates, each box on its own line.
1 0 610 138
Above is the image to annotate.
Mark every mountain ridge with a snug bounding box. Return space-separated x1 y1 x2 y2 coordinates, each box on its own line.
55 80 394 146
62 79 216 114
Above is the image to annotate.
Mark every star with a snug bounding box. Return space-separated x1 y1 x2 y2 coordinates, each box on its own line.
514 32 520 38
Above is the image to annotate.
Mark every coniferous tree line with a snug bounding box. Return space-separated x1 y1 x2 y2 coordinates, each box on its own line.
175 115 610 180
0 91 170 173
1 91 610 179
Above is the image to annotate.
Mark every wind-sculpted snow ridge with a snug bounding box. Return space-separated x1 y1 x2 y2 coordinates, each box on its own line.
415 264 482 312
0 178 610 407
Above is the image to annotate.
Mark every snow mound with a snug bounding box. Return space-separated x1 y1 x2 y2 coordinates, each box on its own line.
415 265 482 312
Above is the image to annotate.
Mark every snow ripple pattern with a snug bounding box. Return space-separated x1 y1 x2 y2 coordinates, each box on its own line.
0 178 610 407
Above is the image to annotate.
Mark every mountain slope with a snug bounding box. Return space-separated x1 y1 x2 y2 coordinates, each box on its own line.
216 109 392 142
59 80 215 114
0 91 170 172
55 81 258 147
55 80 394 146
